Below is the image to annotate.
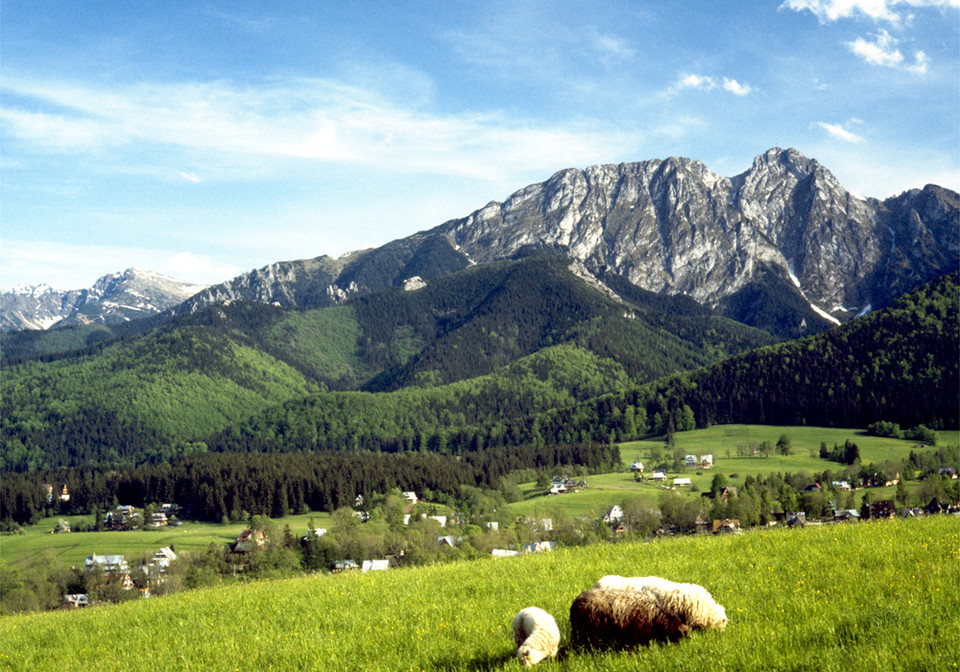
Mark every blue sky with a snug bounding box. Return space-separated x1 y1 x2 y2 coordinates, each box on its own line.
2 0 958 289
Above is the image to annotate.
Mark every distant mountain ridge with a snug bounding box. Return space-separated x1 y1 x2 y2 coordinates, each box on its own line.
171 147 958 338
5 148 957 339
0 269 206 331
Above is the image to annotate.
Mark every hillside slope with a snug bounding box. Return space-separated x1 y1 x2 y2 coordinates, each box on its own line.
1 518 955 672
0 255 775 471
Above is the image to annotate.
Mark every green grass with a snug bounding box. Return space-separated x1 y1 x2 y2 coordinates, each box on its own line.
0 512 333 571
507 425 956 519
1 516 956 671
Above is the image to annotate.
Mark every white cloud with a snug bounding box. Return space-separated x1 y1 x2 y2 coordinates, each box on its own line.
816 121 867 142
0 239 239 289
179 172 202 183
780 0 957 25
847 30 929 72
0 75 635 185
678 74 717 91
669 74 752 96
722 78 753 96
164 252 237 283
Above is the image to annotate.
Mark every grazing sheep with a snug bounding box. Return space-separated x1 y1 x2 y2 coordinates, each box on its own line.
569 588 690 649
592 575 728 631
513 606 560 667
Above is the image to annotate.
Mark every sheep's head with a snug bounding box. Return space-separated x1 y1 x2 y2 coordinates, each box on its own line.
517 644 545 668
711 604 728 630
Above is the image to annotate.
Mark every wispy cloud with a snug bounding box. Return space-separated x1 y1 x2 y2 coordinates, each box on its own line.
848 30 929 72
780 0 958 25
669 74 753 96
722 78 753 96
0 75 636 184
816 119 866 143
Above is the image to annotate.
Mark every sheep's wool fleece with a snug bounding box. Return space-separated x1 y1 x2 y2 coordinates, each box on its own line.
593 575 727 630
513 607 560 667
570 588 690 649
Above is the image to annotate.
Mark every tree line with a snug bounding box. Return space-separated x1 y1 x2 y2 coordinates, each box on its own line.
0 442 621 527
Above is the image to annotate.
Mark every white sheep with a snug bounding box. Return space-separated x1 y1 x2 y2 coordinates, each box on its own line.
592 575 728 631
513 606 560 667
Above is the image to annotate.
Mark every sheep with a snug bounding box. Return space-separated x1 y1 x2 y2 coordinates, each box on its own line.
569 588 690 649
513 606 560 667
592 575 728 631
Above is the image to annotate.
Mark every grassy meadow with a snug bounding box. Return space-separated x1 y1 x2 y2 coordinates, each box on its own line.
1 516 956 672
0 512 333 572
508 425 958 518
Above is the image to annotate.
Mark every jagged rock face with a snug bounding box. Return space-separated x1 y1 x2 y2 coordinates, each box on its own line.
0 269 206 331
440 147 958 317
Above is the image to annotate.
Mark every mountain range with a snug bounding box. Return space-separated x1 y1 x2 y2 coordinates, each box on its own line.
4 148 957 340
0 268 205 332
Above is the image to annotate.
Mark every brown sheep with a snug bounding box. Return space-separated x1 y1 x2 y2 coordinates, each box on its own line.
569 588 690 649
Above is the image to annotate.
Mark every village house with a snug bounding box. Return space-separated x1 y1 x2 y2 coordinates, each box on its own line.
233 529 268 554
673 477 692 488
650 471 667 481
361 559 390 572
602 505 623 525
711 519 742 535
868 500 896 519
786 512 806 527
522 541 557 554
629 461 644 472
148 512 168 528
834 509 860 522
53 519 71 534
331 559 360 572
85 554 135 590
43 484 70 504
700 454 714 468
491 549 519 558
438 535 460 547
402 491 418 506
685 455 698 468
63 594 88 608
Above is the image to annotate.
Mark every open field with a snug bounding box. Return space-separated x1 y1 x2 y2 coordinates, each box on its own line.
1 516 956 672
507 425 956 518
0 512 333 572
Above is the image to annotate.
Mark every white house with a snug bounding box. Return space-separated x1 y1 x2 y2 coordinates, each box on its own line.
402 491 418 505
362 559 390 572
522 541 557 554
673 477 692 488
85 554 129 574
700 454 714 468
685 455 698 468
603 505 624 524
492 549 518 558
629 461 644 472
651 471 667 481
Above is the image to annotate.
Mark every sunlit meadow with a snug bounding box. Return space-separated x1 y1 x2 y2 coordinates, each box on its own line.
1 516 956 672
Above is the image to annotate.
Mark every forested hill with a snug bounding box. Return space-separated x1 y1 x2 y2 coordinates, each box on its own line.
0 254 775 472
538 270 959 443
